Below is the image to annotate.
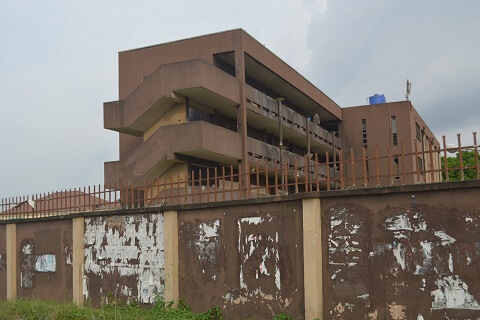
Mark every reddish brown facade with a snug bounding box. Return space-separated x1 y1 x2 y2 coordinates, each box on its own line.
104 29 343 195
15 220 72 301
178 201 304 319
341 101 441 186
322 184 480 319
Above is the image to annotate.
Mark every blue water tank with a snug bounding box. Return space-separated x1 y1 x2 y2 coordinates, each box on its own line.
369 94 386 105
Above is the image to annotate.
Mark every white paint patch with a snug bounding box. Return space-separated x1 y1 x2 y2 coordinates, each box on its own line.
22 244 33 255
431 275 480 310
393 243 406 271
35 254 56 272
385 214 413 231
84 214 165 304
448 254 454 273
417 314 424 320
434 231 456 246
414 241 432 275
65 247 72 265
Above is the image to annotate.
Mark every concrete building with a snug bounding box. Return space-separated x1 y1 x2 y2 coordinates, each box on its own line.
103 29 439 195
341 101 441 186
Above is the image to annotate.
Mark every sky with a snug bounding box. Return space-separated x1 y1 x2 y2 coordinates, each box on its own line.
0 0 479 198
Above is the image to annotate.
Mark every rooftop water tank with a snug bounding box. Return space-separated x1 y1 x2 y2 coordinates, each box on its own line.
369 94 386 105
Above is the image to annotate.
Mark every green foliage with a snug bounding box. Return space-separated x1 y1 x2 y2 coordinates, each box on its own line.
273 313 294 320
0 297 223 320
441 150 480 181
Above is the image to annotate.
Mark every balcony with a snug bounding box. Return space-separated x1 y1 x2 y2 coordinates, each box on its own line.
105 121 242 187
104 59 241 135
245 85 340 155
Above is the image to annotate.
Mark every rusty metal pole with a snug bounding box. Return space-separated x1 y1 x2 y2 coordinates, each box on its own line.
442 135 449 182
458 133 464 181
474 132 479 179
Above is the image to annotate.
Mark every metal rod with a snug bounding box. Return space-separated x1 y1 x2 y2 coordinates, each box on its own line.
274 160 278 195
474 132 479 179
256 162 260 198
191 170 195 204
401 142 406 185
429 138 435 182
350 148 355 187
414 139 420 182
339 152 344 189
315 153 319 191
362 147 367 187
458 133 464 181
387 144 392 186
293 157 298 193
230 165 234 200
222 166 226 201
206 168 210 203
442 135 449 182
326 151 330 191
375 145 379 186
214 167 218 202
265 160 269 196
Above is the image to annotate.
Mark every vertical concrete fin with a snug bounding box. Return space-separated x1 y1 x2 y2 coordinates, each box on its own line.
164 210 179 306
302 198 323 320
6 223 17 301
72 217 85 306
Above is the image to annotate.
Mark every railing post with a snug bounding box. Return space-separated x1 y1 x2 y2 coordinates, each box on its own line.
458 133 464 181
442 135 449 182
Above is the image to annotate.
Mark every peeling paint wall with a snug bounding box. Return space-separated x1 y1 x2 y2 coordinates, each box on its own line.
323 187 480 319
178 201 304 319
16 220 73 301
0 224 6 299
83 213 164 306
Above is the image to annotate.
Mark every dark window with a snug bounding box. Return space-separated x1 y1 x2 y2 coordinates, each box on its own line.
416 123 421 141
394 156 400 180
417 157 424 175
391 116 398 147
361 119 367 148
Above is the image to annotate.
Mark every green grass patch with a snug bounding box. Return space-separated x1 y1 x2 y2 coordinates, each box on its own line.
0 298 222 320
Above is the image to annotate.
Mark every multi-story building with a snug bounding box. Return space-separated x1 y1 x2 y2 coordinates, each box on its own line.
103 29 342 196
103 29 440 197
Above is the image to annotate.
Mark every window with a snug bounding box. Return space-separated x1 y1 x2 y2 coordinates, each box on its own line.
394 156 400 180
391 116 397 147
416 123 421 141
417 157 424 175
361 119 367 148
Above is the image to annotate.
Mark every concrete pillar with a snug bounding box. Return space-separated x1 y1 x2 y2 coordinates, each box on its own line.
234 35 249 193
72 217 84 306
164 210 179 306
6 223 16 301
302 198 323 320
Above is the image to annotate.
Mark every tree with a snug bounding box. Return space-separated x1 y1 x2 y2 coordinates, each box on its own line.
441 150 480 181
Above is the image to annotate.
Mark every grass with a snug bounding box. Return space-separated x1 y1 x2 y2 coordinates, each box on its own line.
0 298 222 320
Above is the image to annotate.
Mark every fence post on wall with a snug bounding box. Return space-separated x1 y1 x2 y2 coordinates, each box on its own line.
72 217 85 306
302 198 323 320
6 223 17 301
164 210 179 306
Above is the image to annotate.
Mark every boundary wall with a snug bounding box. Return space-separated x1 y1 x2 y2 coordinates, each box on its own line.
0 180 479 319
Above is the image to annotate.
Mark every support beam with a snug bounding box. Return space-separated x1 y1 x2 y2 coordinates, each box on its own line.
72 217 85 306
6 223 16 301
235 45 249 194
164 210 179 306
302 198 323 320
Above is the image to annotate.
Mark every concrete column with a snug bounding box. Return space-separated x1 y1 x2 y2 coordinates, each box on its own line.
72 217 85 306
302 198 323 320
6 223 16 301
235 37 249 193
164 210 179 306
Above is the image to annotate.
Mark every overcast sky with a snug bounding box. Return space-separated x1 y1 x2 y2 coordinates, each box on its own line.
1 1 479 198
